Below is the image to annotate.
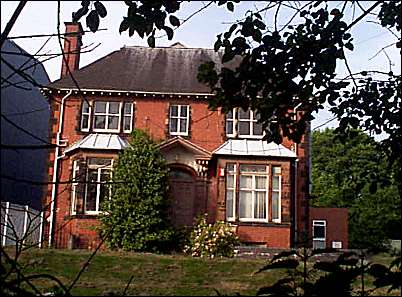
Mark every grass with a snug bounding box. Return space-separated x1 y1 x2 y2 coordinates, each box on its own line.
2 248 282 296
1 247 399 296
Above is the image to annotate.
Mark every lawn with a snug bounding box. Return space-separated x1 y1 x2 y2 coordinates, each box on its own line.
1 247 399 296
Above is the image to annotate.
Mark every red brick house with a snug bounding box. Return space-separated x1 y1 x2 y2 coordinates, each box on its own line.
41 22 311 249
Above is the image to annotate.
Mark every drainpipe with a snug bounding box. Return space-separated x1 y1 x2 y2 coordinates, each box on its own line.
48 89 72 247
292 103 302 246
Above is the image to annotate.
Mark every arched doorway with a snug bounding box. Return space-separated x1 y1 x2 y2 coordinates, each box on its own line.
168 165 196 227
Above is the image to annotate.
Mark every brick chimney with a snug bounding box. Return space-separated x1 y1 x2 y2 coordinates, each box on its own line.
60 22 84 78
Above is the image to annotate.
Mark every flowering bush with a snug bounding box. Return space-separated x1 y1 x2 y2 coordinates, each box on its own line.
184 214 240 258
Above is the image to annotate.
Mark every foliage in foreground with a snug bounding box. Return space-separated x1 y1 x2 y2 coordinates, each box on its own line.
311 128 401 248
184 214 240 258
98 129 175 252
253 248 401 296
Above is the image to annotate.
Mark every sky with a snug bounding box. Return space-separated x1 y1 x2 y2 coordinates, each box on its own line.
1 1 400 132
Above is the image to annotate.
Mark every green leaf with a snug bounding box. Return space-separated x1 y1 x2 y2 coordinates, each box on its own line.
86 10 100 33
227 2 234 12
169 15 180 27
344 42 354 51
147 35 155 48
163 26 174 40
94 1 107 18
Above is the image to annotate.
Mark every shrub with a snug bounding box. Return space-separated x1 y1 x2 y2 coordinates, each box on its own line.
184 214 239 258
98 129 174 252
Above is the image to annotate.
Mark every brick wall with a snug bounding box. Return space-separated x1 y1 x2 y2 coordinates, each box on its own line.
45 92 310 249
310 207 349 249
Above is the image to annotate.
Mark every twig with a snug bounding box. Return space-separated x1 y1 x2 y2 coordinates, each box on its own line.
6 29 107 40
345 1 382 31
368 42 397 61
274 2 282 32
123 275 135 295
0 1 27 47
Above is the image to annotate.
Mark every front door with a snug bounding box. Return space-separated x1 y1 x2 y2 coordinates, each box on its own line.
168 168 195 227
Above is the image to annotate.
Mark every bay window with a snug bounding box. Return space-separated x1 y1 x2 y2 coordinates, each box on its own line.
225 163 282 223
93 102 121 132
71 158 113 215
80 100 134 133
225 108 263 138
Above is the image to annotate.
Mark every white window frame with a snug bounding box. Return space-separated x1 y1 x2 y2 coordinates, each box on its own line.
71 160 79 215
238 109 263 139
84 158 113 215
225 109 236 138
271 166 282 223
312 220 327 249
226 108 264 138
225 164 236 222
80 101 91 132
123 102 134 133
169 104 189 136
93 101 122 133
238 165 269 223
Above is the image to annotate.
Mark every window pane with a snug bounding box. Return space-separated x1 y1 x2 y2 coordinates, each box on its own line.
226 120 233 135
88 158 112 166
124 103 132 114
273 166 281 175
238 109 250 119
227 109 233 119
180 106 188 117
226 174 234 188
226 163 235 172
123 116 131 131
272 192 279 220
239 175 252 189
272 176 280 190
255 191 266 219
240 165 267 173
94 115 106 129
239 191 252 218
255 176 267 189
99 170 110 210
253 122 263 135
81 115 89 130
86 170 98 211
109 102 120 114
179 119 187 133
108 116 119 130
313 225 325 238
170 105 178 117
94 102 106 113
170 118 178 132
226 190 234 218
82 101 89 113
238 121 250 135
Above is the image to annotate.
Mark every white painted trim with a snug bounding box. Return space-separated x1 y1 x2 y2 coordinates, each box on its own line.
23 205 29 245
49 90 73 247
43 87 215 97
2 202 10 246
169 104 190 136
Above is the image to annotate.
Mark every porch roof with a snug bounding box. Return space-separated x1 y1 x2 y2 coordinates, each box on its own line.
64 133 129 153
212 139 296 158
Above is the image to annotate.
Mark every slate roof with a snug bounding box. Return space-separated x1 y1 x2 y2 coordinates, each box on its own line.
48 43 238 94
64 133 129 153
213 139 296 158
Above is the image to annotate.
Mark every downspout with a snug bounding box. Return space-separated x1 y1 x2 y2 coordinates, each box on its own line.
48 89 72 247
292 103 302 246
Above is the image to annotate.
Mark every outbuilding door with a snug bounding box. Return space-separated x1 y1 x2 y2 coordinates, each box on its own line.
168 167 196 227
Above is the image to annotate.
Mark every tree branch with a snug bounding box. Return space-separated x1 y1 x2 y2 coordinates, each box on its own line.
0 0 27 47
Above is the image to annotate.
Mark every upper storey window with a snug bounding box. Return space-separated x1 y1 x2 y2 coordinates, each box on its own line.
226 108 263 138
169 105 189 136
80 101 134 133
93 102 121 132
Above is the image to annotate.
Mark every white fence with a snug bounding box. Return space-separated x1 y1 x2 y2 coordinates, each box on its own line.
1 201 43 247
